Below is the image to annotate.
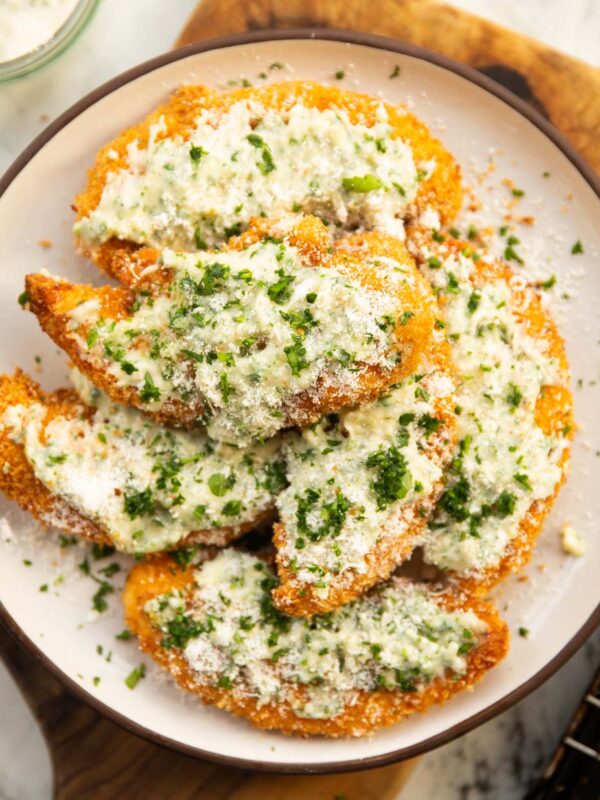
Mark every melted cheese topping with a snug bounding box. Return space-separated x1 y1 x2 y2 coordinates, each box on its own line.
74 101 423 250
277 361 455 596
69 236 407 445
412 243 566 574
2 374 285 553
145 550 487 718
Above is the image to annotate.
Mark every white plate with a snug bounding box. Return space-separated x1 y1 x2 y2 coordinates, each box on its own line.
0 31 599 772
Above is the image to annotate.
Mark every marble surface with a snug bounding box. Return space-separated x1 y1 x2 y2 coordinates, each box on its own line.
0 0 599 798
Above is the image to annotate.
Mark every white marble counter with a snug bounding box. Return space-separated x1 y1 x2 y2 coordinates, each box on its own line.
0 1 599 798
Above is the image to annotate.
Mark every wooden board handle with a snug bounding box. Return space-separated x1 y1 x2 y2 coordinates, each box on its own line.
178 0 600 174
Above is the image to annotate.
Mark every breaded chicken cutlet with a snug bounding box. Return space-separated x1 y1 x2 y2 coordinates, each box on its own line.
0 370 284 553
406 226 573 591
123 549 509 737
272 330 457 617
73 81 463 278
24 215 436 446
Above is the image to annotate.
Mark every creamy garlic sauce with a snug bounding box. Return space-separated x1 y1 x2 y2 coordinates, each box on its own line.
74 101 425 250
0 0 78 62
411 241 566 574
145 550 487 718
277 360 455 597
68 235 407 445
2 373 286 553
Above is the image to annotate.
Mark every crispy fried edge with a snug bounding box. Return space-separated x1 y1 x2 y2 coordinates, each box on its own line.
123 553 509 738
0 370 273 551
407 227 574 592
25 216 436 433
0 370 110 544
272 334 458 616
73 80 462 276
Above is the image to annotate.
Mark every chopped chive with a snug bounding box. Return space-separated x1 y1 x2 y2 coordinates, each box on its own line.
125 663 146 690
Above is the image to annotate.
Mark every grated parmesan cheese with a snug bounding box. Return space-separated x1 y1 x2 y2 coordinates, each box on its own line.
560 523 585 557
74 101 421 250
276 350 455 597
407 234 568 575
145 549 487 719
2 372 286 553
67 232 412 445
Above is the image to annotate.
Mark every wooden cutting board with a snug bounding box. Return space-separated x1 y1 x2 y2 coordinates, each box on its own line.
178 0 600 174
3 2 599 798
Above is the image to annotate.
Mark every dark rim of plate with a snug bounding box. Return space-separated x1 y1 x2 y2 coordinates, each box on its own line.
0 28 599 776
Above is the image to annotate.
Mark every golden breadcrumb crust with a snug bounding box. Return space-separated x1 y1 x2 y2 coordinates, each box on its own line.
407 226 574 592
272 334 457 617
73 81 462 277
123 554 509 738
0 370 272 551
24 216 436 432
0 370 109 544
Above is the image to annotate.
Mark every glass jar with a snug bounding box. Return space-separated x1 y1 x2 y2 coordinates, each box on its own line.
0 0 98 83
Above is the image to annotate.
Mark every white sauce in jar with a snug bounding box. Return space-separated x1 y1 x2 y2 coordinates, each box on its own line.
0 0 78 62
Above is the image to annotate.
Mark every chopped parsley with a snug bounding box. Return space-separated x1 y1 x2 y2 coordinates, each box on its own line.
123 487 155 519
504 236 524 265
267 270 295 304
506 383 523 407
92 542 114 560
418 414 442 436
262 459 288 493
140 373 160 404
172 548 198 568
197 262 230 295
280 307 318 330
160 613 210 650
366 446 412 510
224 222 242 239
296 488 351 543
92 581 114 613
494 490 516 518
208 472 235 497
218 372 234 403
514 473 532 491
284 335 309 376
189 144 207 162
246 133 275 174
439 476 470 522
222 499 243 516
571 240 584 255
467 291 481 314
